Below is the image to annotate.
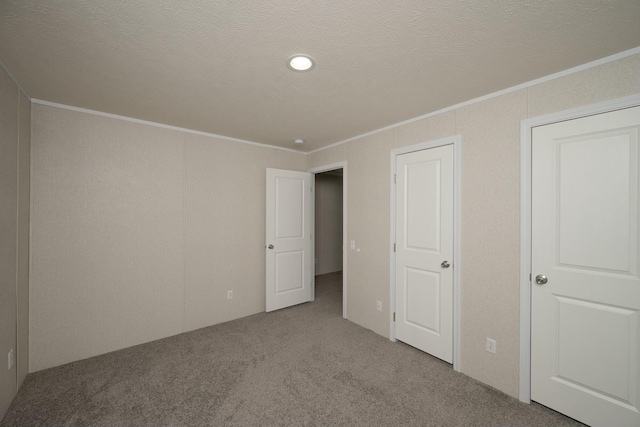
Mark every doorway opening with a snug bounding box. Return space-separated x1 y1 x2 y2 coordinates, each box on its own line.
310 163 347 319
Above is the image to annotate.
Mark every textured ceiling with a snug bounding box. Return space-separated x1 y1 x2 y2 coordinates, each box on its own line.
1 1 639 152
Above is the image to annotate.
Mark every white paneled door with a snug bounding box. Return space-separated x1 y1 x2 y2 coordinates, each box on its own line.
266 169 312 312
531 106 640 427
395 145 454 363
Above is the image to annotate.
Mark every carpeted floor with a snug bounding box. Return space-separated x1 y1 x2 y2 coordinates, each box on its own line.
1 272 584 427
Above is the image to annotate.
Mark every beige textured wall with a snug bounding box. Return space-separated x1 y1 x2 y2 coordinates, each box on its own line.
394 110 457 149
308 144 346 170
314 174 343 275
457 89 527 395
527 54 640 117
30 104 306 371
0 64 19 419
275 149 307 171
308 52 640 398
0 67 30 419
345 130 395 337
30 106 186 372
184 134 274 331
17 92 30 388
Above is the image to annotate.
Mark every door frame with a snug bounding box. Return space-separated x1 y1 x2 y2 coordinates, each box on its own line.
390 136 462 372
308 161 348 319
518 93 640 403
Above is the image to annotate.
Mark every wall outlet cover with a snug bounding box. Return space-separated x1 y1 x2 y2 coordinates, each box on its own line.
486 338 497 354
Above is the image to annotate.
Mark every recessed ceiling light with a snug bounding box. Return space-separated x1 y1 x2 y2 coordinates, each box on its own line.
294 138 305 145
287 55 315 72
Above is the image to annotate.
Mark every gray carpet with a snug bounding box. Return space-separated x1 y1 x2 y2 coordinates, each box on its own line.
1 272 584 427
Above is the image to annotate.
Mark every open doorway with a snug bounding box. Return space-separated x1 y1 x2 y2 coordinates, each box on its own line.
314 170 343 275
310 164 346 318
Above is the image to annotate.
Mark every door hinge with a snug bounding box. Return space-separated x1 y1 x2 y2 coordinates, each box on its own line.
394 174 397 183
393 312 396 321
529 273 532 281
393 243 396 252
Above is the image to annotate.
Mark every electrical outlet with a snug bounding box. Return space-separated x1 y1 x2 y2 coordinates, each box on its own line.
486 338 497 354
227 290 233 300
350 240 356 250
8 349 14 370
376 300 382 312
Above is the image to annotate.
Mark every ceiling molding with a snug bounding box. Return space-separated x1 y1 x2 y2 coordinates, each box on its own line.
31 99 305 154
308 45 640 155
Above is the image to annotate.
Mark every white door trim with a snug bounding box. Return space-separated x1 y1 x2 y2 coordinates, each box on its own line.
390 136 462 372
519 93 640 403
308 161 348 319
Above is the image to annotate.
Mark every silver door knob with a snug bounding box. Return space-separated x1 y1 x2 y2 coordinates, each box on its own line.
267 244 274 249
535 275 547 285
441 260 450 269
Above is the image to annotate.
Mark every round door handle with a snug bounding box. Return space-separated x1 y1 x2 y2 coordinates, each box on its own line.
441 260 450 269
267 244 274 250
535 275 548 285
